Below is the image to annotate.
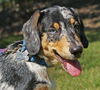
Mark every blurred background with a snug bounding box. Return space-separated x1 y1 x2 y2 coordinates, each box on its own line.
0 0 100 90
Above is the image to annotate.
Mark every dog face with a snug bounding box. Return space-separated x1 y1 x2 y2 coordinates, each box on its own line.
22 6 88 76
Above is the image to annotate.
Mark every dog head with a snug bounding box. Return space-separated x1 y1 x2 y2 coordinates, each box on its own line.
22 6 88 76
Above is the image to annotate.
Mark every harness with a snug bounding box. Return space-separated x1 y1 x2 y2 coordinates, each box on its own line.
0 40 48 67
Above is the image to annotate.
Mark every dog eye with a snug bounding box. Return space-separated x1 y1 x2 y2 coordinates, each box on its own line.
53 22 60 30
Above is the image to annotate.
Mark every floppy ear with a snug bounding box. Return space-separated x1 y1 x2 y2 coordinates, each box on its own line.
22 10 41 55
78 18 89 48
70 8 89 48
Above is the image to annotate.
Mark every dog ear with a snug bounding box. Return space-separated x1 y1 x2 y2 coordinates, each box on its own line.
70 8 89 48
22 10 41 55
78 18 89 48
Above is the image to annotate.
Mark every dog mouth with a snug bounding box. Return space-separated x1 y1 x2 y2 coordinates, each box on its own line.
53 50 82 77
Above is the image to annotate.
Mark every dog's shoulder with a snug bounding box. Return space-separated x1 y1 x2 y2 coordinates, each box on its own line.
7 40 23 51
0 41 51 90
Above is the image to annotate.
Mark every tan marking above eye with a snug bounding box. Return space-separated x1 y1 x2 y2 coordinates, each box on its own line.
70 18 75 24
53 22 60 30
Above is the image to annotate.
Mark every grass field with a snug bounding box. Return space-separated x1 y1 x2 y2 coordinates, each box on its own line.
0 29 100 90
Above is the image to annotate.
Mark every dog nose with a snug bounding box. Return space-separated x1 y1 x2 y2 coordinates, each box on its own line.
70 46 83 56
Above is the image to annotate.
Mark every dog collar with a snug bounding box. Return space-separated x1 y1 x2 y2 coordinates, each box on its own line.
21 40 48 67
0 41 48 67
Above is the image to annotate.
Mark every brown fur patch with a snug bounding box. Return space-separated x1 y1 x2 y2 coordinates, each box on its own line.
32 10 40 27
70 18 75 24
41 33 73 63
74 33 83 47
34 84 49 90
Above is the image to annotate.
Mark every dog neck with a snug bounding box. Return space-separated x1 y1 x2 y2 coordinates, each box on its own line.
20 40 48 67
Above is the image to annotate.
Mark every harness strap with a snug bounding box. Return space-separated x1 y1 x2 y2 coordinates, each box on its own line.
20 40 26 52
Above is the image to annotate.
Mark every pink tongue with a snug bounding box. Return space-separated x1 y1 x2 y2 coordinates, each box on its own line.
62 60 82 77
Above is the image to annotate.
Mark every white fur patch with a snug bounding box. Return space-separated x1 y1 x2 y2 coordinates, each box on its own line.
59 7 73 19
26 62 51 86
0 82 14 90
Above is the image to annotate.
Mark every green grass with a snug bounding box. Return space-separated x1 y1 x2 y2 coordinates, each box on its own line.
0 35 23 48
0 29 100 90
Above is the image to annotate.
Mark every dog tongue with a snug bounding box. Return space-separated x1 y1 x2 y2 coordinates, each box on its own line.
62 60 82 77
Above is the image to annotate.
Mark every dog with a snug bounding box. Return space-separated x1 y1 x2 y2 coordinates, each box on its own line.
0 5 88 90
